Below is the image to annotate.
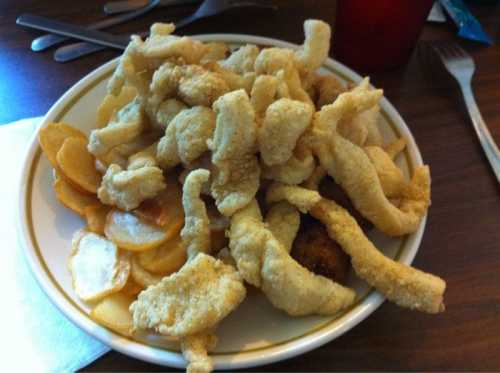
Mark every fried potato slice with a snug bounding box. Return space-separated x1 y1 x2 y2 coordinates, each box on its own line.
130 257 163 287
130 253 246 337
53 172 99 216
57 137 102 194
137 234 187 274
105 209 169 251
311 198 446 313
259 98 313 166
133 176 184 238
96 86 137 128
120 277 144 297
69 230 130 302
90 292 135 336
84 204 111 235
39 122 86 169
265 202 300 253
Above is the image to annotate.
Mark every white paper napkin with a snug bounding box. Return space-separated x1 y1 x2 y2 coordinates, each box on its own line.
0 117 110 373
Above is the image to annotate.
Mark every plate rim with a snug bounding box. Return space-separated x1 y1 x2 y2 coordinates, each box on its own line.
17 33 427 370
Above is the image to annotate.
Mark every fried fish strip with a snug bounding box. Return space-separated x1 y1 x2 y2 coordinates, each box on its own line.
385 137 407 159
314 80 430 236
294 19 331 73
209 89 260 216
219 44 259 74
181 169 211 259
364 146 407 198
266 182 321 213
250 75 278 116
311 198 446 313
127 141 158 170
265 202 300 253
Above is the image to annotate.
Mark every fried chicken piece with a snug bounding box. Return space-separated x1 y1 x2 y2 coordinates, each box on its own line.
130 253 246 336
209 90 260 216
181 169 211 259
98 164 166 211
157 106 216 169
228 199 267 287
311 198 446 313
258 98 313 166
260 232 356 316
294 19 331 73
291 218 350 284
265 202 300 253
220 44 259 74
88 98 146 157
181 332 217 373
266 182 321 213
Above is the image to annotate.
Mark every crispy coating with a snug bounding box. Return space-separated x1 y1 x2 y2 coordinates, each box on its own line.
259 98 313 166
303 165 327 191
181 332 217 373
157 106 216 169
311 198 446 313
254 47 295 75
210 90 260 216
338 114 368 146
155 99 188 131
228 199 267 286
315 74 346 108
98 164 166 211
292 218 350 284
266 182 321 213
181 169 211 259
130 253 246 336
261 138 315 185
265 202 300 253
276 68 314 108
260 232 355 316
295 19 331 73
200 42 229 64
364 146 407 198
127 141 158 170
203 62 255 94
385 137 407 159
179 65 230 107
250 75 278 116
360 105 383 147
88 98 145 157
220 44 259 74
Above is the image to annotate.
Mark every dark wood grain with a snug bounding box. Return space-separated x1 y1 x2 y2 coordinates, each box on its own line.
2 0 500 371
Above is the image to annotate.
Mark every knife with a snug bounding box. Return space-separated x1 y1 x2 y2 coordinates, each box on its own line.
16 14 130 50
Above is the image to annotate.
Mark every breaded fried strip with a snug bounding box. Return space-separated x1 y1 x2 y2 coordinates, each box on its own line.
364 146 407 198
265 202 300 253
181 169 211 259
311 198 446 313
295 19 331 73
266 182 321 213
181 332 217 373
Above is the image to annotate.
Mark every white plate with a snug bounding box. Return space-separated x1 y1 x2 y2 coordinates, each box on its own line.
17 34 426 370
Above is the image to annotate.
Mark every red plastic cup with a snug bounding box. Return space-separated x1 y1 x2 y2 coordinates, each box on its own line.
333 0 434 73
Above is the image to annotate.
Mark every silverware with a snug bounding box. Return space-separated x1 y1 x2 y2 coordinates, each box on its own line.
17 14 132 49
432 41 500 183
53 0 277 62
104 0 199 15
30 0 160 52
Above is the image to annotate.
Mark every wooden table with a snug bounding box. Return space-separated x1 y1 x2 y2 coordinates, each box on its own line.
2 0 500 371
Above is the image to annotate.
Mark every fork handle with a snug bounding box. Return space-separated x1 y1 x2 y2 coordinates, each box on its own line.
460 84 500 183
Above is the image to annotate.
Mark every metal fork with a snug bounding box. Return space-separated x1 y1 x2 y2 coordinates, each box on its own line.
432 41 500 183
53 0 277 62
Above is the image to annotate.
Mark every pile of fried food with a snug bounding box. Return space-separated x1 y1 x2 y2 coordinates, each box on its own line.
39 19 446 373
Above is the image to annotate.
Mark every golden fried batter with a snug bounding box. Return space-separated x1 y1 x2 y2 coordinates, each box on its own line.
265 202 300 253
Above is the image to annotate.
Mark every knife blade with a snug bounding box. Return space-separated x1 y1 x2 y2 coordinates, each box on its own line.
17 14 130 50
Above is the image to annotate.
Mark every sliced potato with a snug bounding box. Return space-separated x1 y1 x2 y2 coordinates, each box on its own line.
130 257 163 288
90 292 134 336
84 204 111 235
69 230 130 302
137 234 187 274
96 86 138 128
57 137 102 194
105 209 169 251
39 122 86 168
120 278 144 297
53 172 99 216
133 179 184 238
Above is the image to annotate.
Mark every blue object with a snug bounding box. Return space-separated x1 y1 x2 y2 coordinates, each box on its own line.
440 0 493 45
